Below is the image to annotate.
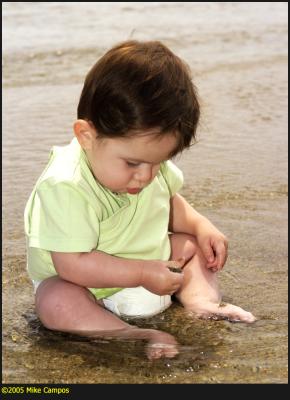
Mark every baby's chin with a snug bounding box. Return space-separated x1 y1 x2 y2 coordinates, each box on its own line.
109 188 128 195
109 187 145 195
111 189 143 195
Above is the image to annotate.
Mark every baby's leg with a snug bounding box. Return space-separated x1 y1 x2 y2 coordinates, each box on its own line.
169 233 256 323
35 276 178 360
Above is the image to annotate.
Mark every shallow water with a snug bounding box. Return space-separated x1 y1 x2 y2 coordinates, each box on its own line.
2 2 288 383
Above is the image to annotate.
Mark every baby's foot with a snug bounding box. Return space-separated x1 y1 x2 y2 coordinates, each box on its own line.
185 300 256 323
146 331 179 360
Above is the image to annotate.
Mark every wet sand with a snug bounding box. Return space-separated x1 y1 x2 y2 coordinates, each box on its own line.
3 2 288 383
3 194 288 384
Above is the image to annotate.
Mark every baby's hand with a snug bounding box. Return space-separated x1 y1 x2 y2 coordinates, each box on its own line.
196 220 228 272
140 258 186 296
202 234 228 272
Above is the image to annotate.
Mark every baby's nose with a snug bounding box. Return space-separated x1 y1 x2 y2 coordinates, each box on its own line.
134 165 153 183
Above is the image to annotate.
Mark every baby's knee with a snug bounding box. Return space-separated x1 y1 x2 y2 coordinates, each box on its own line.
35 277 72 330
169 233 199 262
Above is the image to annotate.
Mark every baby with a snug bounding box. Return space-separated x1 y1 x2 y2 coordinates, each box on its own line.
24 40 255 360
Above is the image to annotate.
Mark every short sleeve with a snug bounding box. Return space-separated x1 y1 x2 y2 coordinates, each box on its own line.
26 181 100 252
160 160 184 197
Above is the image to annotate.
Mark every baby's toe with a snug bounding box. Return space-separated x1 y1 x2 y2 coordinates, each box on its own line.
146 343 179 360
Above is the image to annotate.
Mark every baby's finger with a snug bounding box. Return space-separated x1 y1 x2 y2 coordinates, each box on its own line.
171 281 182 291
176 257 186 268
168 273 184 292
173 271 184 282
216 243 227 270
202 243 215 264
206 256 218 266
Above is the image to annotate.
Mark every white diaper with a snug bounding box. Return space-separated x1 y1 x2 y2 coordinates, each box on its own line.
102 286 172 318
32 280 171 318
32 280 42 293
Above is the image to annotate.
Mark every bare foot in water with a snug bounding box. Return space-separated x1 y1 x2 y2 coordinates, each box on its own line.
185 300 256 323
73 327 179 361
145 330 179 360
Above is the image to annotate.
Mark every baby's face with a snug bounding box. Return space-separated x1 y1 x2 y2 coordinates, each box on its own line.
87 131 178 194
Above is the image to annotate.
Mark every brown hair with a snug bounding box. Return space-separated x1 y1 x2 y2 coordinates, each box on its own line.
77 40 200 156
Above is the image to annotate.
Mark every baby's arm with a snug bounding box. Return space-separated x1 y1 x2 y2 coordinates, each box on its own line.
169 193 228 271
51 251 184 295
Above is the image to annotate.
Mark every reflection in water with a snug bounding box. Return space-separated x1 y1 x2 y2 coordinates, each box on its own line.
20 306 224 383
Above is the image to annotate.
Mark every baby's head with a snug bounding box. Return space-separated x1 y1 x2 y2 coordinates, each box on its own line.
74 40 200 194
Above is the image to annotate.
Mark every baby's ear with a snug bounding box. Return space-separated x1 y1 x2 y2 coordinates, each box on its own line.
73 119 95 150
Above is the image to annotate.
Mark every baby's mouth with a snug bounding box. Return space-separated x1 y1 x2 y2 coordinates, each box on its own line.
127 188 142 194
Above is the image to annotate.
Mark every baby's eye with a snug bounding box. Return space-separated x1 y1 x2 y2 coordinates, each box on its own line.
126 161 140 167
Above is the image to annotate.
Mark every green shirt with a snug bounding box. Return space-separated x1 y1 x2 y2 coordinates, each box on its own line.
24 138 183 299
